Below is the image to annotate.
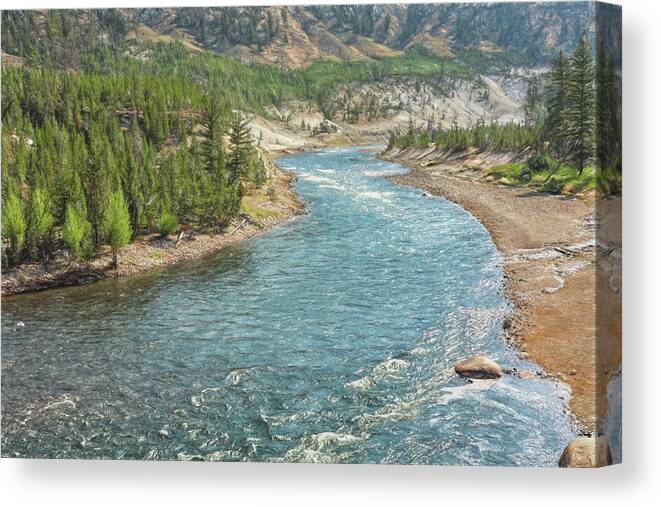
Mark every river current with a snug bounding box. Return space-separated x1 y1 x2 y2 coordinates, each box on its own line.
1 146 574 465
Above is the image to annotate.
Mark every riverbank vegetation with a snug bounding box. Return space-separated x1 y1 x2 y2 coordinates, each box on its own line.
1 61 268 268
387 33 621 196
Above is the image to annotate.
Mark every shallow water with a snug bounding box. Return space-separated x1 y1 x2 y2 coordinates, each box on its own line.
1 146 574 464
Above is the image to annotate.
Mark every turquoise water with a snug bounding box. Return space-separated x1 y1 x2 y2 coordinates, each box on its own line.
1 146 574 465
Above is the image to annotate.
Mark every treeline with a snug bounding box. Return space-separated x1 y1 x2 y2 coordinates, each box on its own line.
1 65 204 146
1 65 266 268
388 32 621 193
2 16 471 119
389 120 540 154
1 10 485 122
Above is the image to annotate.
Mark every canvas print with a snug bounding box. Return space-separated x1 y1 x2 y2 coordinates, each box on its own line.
0 2 621 467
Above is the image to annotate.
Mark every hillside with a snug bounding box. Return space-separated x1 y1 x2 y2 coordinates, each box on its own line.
2 6 540 155
1 4 602 70
246 71 525 152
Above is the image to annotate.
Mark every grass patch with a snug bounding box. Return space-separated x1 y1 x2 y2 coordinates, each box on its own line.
485 159 596 195
240 201 276 221
148 250 165 260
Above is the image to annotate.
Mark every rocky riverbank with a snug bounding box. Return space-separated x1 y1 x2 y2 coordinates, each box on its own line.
1 165 304 297
380 146 622 445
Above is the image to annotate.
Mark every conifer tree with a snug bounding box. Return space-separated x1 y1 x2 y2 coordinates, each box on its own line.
63 202 92 261
83 124 110 247
104 190 132 268
545 50 569 156
199 89 227 176
2 192 27 264
524 75 541 126
28 187 55 260
157 209 178 237
565 32 596 173
596 42 621 172
227 111 253 185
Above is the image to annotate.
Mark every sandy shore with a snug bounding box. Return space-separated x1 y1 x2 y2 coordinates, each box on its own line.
1 165 304 297
382 147 622 434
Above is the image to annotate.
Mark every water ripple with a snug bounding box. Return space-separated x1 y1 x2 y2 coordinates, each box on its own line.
1 146 574 464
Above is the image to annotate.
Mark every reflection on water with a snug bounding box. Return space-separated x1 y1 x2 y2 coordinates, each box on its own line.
1 146 574 464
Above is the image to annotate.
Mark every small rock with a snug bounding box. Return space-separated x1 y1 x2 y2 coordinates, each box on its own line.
517 352 530 360
502 317 512 330
559 436 612 468
569 369 577 376
454 355 502 379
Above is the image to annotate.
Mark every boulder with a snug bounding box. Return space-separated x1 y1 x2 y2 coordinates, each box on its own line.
559 436 613 468
454 355 502 380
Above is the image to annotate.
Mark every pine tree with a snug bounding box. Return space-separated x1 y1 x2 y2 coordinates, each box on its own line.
199 89 227 176
63 202 91 261
566 32 596 173
227 111 253 185
596 42 621 172
2 192 27 264
545 50 569 156
104 190 132 268
83 124 110 247
200 14 209 50
28 187 55 260
524 75 541 126
199 91 242 229
157 209 178 237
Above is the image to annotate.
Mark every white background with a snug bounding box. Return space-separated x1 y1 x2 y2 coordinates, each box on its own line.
1 0 659 505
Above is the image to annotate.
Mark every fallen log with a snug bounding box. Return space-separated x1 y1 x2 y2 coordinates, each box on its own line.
228 218 249 237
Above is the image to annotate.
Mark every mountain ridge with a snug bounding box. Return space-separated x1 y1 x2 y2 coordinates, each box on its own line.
2 3 597 69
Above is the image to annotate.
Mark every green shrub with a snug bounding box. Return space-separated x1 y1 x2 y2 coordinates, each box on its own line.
157 210 179 237
526 154 549 172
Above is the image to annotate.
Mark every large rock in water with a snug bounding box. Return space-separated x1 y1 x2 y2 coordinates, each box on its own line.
454 356 502 379
559 436 613 467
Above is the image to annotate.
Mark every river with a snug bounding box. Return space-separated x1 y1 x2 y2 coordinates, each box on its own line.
1 146 575 465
